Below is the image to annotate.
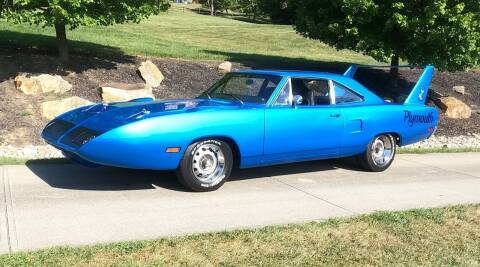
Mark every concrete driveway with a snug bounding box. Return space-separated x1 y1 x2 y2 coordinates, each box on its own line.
1 153 479 253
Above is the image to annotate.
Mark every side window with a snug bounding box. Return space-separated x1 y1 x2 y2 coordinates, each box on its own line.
291 78 331 106
333 82 363 104
274 79 291 106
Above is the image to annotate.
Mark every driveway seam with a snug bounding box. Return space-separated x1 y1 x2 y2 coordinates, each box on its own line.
5 167 18 252
271 177 359 215
1 166 12 253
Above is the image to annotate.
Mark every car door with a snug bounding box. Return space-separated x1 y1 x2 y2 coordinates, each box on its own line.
263 77 343 164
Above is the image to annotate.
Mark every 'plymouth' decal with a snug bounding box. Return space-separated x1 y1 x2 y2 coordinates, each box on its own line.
404 111 434 127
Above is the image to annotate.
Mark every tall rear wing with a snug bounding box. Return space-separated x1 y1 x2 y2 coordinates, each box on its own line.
403 65 434 105
343 65 358 78
343 64 435 105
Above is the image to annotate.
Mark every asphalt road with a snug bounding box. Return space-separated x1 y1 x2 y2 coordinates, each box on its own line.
1 153 480 253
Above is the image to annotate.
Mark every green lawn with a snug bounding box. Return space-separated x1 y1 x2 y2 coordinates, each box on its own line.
0 157 69 165
0 204 479 266
0 5 377 67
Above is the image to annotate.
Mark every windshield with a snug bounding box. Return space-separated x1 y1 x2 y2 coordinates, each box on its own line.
200 73 282 104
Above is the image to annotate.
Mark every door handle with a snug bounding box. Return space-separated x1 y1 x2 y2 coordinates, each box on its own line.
330 114 341 118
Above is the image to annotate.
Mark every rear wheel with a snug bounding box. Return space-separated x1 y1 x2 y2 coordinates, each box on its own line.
176 139 233 192
358 134 396 172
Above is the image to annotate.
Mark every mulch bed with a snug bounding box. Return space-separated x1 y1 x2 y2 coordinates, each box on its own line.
0 50 478 146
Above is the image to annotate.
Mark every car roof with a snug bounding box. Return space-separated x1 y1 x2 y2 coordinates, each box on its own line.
234 69 384 104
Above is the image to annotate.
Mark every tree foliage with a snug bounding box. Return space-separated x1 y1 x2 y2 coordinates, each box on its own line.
200 0 238 14
257 0 293 24
200 0 262 19
201 0 287 22
237 0 262 20
1 0 170 29
290 0 480 71
0 0 170 61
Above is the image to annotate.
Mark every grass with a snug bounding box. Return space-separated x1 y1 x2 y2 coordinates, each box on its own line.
0 204 479 266
0 157 27 165
18 111 31 117
0 157 69 165
0 4 377 67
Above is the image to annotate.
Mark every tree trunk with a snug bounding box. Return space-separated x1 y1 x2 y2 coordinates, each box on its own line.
390 53 399 77
210 0 215 16
55 23 69 62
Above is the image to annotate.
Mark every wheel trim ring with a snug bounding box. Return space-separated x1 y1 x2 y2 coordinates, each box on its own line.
192 143 226 185
371 135 394 167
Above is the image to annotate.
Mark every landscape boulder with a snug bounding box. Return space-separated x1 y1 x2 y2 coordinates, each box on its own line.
453 85 465 95
14 74 72 95
41 96 93 120
434 96 472 119
138 60 164 87
218 61 232 72
14 75 41 95
99 82 154 103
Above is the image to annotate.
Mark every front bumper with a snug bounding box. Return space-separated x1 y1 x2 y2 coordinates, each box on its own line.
43 119 101 149
42 119 183 170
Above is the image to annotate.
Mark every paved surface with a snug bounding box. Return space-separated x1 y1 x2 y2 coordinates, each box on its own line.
1 153 480 253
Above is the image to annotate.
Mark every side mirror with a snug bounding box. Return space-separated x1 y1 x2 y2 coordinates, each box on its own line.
293 95 303 106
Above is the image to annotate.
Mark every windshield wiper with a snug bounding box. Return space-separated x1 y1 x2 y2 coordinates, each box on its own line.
224 93 244 105
204 92 212 99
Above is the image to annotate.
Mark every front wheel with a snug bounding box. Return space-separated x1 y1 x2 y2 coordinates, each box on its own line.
357 134 396 172
176 139 233 192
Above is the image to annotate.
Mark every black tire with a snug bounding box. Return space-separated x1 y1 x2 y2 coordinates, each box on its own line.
176 139 233 192
357 134 397 172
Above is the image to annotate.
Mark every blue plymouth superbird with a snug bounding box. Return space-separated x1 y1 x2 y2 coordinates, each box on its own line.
42 65 439 191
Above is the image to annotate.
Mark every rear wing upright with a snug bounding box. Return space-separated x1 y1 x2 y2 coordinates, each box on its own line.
343 64 435 105
404 65 434 105
343 65 358 78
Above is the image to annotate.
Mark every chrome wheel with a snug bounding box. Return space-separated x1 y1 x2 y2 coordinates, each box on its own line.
371 135 395 167
192 143 226 186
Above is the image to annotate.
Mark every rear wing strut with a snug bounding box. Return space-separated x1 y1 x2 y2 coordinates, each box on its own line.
343 64 435 105
403 65 434 105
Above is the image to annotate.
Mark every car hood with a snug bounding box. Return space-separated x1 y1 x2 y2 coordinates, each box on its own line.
57 98 250 133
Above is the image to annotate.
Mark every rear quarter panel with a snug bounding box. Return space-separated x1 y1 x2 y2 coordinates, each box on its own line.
341 103 439 155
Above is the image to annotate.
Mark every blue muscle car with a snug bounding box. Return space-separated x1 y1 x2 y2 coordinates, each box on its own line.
42 65 439 191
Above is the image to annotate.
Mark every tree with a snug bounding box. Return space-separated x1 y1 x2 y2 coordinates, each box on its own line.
200 0 238 15
257 0 294 24
209 0 215 15
0 0 170 62
289 0 480 73
218 0 240 14
238 0 262 21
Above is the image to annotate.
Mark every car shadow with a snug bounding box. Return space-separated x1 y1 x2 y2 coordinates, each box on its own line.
230 157 361 181
25 157 362 192
25 160 186 192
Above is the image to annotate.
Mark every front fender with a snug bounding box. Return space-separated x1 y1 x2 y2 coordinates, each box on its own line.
78 108 264 170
